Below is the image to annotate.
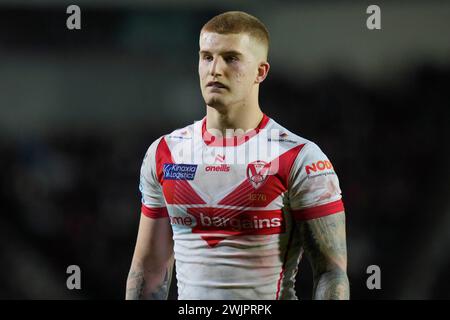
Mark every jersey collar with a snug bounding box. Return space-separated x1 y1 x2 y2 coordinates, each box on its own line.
201 113 270 147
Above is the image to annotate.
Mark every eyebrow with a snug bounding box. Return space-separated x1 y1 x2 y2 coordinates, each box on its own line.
199 50 243 56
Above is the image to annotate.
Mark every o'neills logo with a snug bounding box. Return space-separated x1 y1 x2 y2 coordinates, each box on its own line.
205 164 230 172
305 160 334 175
187 207 285 236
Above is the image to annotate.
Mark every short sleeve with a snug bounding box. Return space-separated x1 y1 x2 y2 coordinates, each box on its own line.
139 136 169 219
288 142 345 221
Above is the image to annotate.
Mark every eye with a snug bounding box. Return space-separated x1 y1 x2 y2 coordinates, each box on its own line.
203 55 213 62
224 56 238 63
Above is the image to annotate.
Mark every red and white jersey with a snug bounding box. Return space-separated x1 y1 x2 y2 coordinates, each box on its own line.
139 114 344 300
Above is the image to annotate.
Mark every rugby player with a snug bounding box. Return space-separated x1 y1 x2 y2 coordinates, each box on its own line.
126 11 349 300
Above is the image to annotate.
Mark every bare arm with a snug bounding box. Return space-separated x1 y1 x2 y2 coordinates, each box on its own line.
126 214 174 300
299 211 349 300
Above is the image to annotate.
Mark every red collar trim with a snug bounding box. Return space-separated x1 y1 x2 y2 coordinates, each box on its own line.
201 113 270 147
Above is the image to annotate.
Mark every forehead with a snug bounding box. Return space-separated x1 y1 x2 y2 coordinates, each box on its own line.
199 32 252 52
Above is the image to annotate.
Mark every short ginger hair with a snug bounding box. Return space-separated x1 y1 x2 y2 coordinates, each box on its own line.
201 11 270 58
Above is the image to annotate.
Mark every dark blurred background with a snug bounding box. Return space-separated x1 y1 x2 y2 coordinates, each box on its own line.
0 0 449 299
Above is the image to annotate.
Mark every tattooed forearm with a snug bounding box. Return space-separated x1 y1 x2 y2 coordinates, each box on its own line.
126 270 146 299
150 270 171 300
300 212 350 300
313 269 350 300
126 267 171 300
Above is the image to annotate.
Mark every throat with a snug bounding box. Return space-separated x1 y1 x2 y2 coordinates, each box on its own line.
206 107 264 136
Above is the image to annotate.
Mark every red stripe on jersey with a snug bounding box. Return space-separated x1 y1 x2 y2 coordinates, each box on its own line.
155 137 206 205
202 113 270 147
200 235 226 248
292 199 345 221
141 205 169 219
163 179 207 205
155 137 173 184
217 144 305 207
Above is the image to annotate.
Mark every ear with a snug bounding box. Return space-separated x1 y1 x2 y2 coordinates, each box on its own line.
255 61 270 84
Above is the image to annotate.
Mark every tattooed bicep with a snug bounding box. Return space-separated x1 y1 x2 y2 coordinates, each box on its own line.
299 211 347 274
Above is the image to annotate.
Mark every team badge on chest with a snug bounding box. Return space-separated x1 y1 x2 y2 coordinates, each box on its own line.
246 160 271 189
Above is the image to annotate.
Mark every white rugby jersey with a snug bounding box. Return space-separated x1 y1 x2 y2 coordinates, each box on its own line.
139 114 344 300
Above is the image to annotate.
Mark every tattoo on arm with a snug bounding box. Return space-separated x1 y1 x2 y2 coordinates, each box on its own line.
126 266 172 300
300 212 350 300
126 270 146 300
314 270 349 300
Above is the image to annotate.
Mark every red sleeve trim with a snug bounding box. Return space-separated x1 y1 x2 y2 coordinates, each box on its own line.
292 199 344 221
141 205 169 219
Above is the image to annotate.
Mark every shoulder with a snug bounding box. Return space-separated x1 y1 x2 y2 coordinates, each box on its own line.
266 117 324 156
165 121 197 142
145 120 199 155
267 117 337 179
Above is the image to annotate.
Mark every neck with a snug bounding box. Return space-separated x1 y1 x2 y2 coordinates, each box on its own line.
206 95 263 137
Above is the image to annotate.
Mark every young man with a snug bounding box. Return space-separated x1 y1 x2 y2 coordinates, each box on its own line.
126 11 349 300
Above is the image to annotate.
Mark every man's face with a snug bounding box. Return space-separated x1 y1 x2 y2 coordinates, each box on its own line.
198 31 266 109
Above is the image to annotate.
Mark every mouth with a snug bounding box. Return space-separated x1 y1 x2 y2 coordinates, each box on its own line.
206 81 228 90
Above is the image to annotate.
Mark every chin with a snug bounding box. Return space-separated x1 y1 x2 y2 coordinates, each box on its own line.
205 96 227 109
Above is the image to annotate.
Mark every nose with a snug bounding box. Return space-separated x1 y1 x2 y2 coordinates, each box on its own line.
209 56 224 77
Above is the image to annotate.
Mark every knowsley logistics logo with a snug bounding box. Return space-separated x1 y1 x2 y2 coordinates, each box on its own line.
163 163 198 180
